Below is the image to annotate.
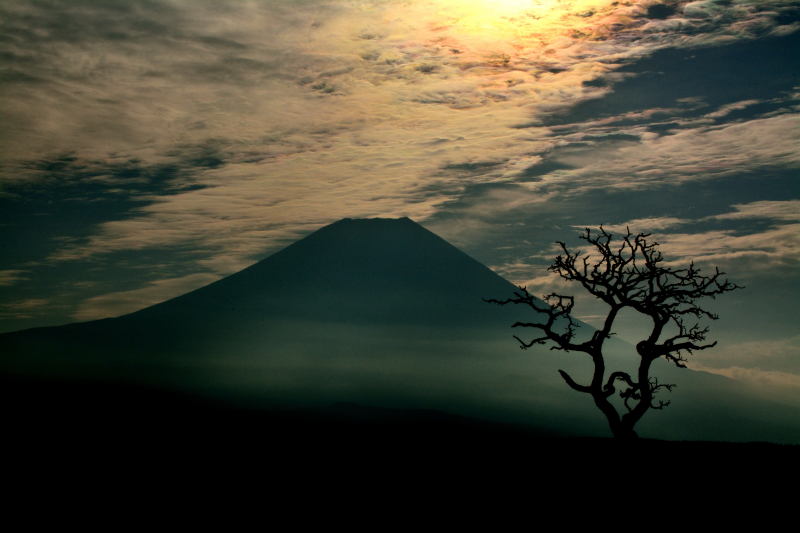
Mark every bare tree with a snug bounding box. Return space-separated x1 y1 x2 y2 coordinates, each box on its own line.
486 227 742 439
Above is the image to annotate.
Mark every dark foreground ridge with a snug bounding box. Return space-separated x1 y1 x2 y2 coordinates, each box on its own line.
3 374 796 482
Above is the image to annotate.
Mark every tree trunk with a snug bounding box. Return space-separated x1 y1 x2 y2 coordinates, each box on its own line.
592 393 638 440
612 422 639 440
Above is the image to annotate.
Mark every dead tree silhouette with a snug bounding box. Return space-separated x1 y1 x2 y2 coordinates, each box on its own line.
486 227 742 440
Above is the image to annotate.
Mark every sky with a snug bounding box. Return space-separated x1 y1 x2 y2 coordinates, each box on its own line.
1 1 798 398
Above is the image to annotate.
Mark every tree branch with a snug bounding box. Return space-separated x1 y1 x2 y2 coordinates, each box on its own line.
558 369 591 393
647 378 675 410
602 371 636 398
485 287 590 353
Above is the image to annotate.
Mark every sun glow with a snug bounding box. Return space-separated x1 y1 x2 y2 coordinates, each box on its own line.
443 0 559 29
427 0 622 44
464 0 552 17
360 0 639 110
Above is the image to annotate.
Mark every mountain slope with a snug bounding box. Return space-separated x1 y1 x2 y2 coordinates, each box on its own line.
0 216 530 387
1 217 550 416
132 216 523 326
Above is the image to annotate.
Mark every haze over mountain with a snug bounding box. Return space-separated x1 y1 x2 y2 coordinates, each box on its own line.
2 218 798 443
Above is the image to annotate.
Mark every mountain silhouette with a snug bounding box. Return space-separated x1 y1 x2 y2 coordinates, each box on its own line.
1 217 798 443
129 216 522 326
1 216 527 388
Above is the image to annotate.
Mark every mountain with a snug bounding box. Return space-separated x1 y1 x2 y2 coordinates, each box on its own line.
2 217 799 443
130 216 522 326
0 217 527 386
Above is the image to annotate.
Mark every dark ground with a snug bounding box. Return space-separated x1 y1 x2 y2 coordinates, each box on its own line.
4 375 795 485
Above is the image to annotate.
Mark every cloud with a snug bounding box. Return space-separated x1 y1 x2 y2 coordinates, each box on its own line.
0 298 50 320
653 224 800 268
73 272 221 321
0 270 29 287
0 0 349 169
690 364 800 395
710 200 800 222
570 209 800 270
692 335 800 372
704 99 762 119
3 0 792 180
574 217 688 233
533 114 800 194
